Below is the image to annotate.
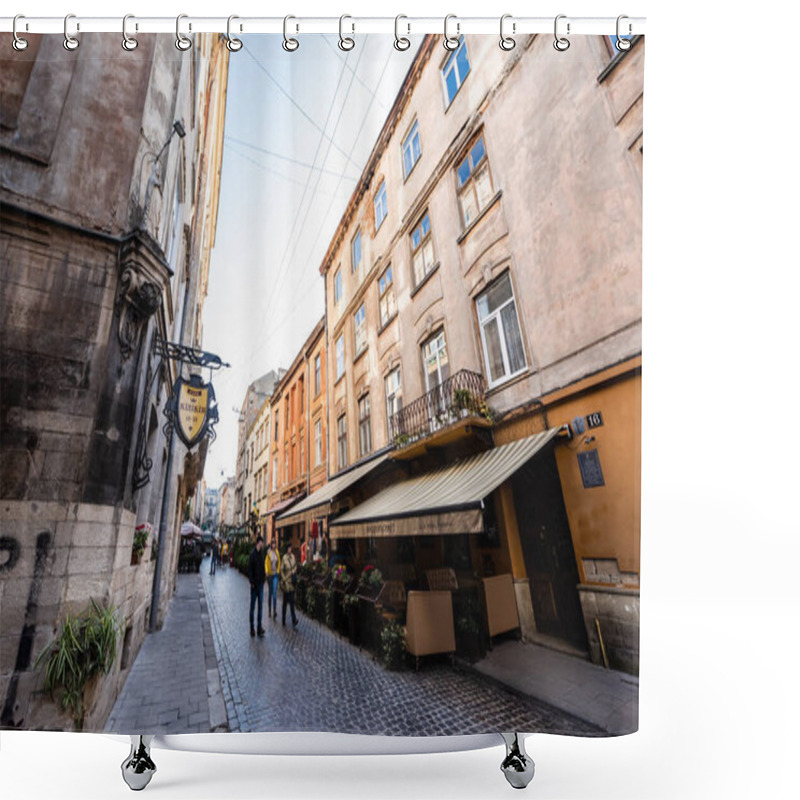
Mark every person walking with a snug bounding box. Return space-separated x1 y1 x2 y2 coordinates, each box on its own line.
280 543 299 628
247 536 267 637
210 537 219 575
265 538 280 621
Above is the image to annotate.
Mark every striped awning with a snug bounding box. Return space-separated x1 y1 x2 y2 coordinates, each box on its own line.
266 494 304 518
275 452 389 528
329 428 562 539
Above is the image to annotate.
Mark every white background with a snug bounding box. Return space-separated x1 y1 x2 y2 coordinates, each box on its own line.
2 1 798 798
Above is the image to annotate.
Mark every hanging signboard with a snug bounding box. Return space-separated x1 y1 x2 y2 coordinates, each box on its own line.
172 373 217 450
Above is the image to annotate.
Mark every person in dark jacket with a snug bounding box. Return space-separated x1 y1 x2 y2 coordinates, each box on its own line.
247 537 266 637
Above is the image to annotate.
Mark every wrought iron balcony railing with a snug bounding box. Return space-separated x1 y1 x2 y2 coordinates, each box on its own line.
389 369 490 449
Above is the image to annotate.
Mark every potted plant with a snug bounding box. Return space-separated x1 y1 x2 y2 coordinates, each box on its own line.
342 591 360 645
477 400 496 423
35 599 120 731
131 524 150 565
394 432 410 448
357 565 384 599
453 388 475 418
454 589 486 662
380 619 407 671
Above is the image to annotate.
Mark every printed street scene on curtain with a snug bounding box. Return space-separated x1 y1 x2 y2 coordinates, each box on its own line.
0 31 643 737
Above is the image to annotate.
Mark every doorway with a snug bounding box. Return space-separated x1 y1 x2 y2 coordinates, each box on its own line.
511 447 588 651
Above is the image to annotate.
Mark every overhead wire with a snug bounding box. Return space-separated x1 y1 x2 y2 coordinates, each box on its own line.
238 35 368 368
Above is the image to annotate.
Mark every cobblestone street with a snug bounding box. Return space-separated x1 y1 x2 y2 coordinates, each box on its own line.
202 562 601 737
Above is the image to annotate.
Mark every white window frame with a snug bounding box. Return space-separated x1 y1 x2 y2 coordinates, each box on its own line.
337 414 348 470
476 272 528 388
336 334 345 380
354 303 367 356
374 181 388 231
314 418 322 467
456 135 494 228
410 211 436 288
402 120 422 178
385 367 402 437
358 394 372 457
378 264 396 327
351 229 362 273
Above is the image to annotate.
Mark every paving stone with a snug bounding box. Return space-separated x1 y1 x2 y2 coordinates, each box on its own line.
202 566 600 737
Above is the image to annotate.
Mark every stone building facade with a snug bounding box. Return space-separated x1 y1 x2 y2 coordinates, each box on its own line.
233 370 284 532
320 35 642 673
268 317 326 548
0 33 229 729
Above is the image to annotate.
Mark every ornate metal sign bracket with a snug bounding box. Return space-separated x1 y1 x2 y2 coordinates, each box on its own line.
132 335 229 491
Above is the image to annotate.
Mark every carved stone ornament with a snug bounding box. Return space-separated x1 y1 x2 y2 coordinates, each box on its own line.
116 233 170 360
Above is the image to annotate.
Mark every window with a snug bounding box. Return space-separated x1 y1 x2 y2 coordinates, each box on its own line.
351 229 362 273
354 303 367 356
334 268 343 305
284 446 289 483
274 417 279 442
385 367 402 436
272 458 278 492
378 265 396 327
456 135 494 227
374 181 388 231
337 414 348 470
358 395 372 457
410 211 436 287
336 335 345 380
299 436 304 475
402 120 422 178
314 418 322 467
314 354 321 396
442 37 471 105
298 378 304 417
476 272 527 386
422 330 450 392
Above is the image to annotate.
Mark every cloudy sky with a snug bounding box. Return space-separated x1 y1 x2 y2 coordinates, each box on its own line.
201 35 420 485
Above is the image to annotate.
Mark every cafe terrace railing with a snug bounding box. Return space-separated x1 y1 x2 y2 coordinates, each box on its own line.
389 368 490 450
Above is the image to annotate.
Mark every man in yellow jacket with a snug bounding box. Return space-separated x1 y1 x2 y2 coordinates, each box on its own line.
264 538 280 622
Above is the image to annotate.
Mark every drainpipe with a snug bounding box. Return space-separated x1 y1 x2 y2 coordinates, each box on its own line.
149 275 190 632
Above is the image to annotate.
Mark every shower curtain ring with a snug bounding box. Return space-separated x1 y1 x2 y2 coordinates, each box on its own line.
175 14 192 51
63 13 79 51
394 15 411 51
122 14 138 51
553 14 570 51
12 15 28 51
283 15 299 51
339 15 355 51
227 15 243 51
499 14 516 51
615 15 632 51
443 14 460 51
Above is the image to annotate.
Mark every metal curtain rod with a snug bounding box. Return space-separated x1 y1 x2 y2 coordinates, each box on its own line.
0 15 646 36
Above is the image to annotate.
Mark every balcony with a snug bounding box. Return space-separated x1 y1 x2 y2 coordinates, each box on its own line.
389 369 493 459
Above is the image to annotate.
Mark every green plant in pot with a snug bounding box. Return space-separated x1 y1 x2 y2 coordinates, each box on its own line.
453 388 474 416
380 619 406 670
132 524 150 565
35 599 120 731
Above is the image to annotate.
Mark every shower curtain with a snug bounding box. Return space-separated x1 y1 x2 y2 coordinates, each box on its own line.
0 26 643 741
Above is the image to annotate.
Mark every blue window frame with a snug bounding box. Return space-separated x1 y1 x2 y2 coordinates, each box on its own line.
442 37 471 105
334 268 342 304
351 229 362 273
402 120 422 178
374 182 388 231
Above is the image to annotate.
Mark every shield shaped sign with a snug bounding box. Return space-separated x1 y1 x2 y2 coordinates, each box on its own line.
175 375 210 449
